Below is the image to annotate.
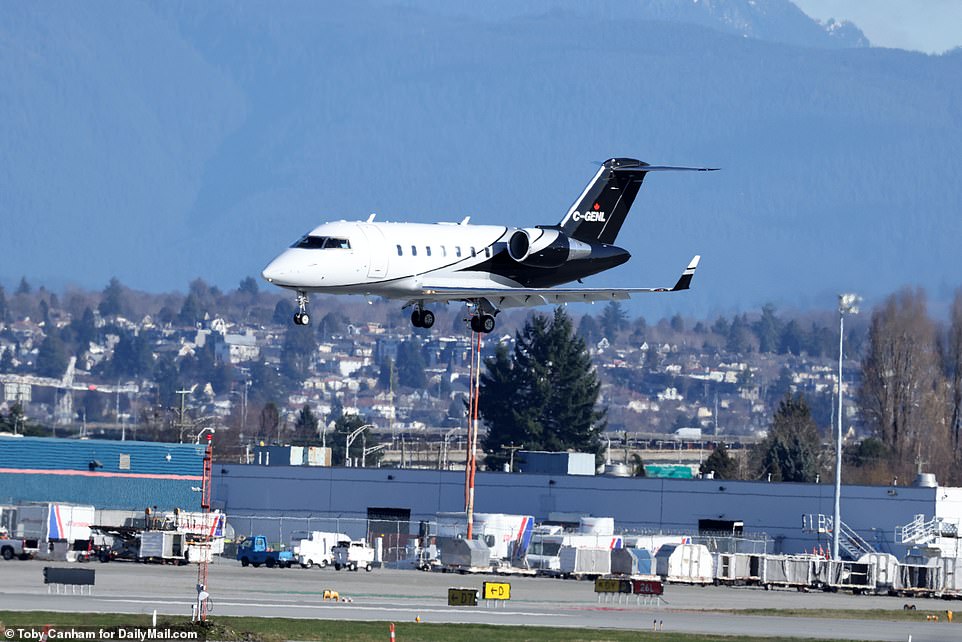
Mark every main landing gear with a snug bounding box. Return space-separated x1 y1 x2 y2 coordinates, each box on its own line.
470 314 496 334
293 291 311 326
410 306 435 329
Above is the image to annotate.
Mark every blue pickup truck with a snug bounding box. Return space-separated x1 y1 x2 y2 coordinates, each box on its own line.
236 535 295 568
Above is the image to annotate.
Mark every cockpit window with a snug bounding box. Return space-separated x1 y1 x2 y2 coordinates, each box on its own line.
292 236 351 250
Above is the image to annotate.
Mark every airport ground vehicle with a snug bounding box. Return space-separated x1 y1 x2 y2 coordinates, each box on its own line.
332 539 375 571
237 535 295 568
0 536 33 561
292 531 348 568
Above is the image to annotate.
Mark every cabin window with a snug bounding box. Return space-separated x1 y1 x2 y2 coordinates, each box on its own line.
441 246 447 257
397 245 403 256
470 247 476 257
426 246 432 257
484 247 491 258
411 245 417 256
455 246 462 258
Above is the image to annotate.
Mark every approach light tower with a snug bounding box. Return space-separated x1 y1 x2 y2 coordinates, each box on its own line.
833 293 860 560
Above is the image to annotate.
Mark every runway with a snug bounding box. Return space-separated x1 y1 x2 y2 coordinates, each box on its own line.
2 560 960 641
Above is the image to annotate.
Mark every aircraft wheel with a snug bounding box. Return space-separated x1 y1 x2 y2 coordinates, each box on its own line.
479 314 495 333
411 310 423 327
470 316 481 332
420 310 435 328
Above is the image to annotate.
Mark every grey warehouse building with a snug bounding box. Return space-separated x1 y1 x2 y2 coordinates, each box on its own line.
212 462 962 558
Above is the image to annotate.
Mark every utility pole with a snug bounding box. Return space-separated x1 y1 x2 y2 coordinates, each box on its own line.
833 293 860 561
175 389 192 443
501 442 524 473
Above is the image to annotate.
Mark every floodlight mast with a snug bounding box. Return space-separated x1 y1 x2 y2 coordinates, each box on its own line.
833 293 860 561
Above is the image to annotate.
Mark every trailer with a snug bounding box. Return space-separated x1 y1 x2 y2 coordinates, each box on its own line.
654 544 714 584
714 553 764 586
15 503 94 561
816 559 876 593
759 554 820 590
858 553 899 594
893 562 942 597
528 531 623 574
559 546 611 579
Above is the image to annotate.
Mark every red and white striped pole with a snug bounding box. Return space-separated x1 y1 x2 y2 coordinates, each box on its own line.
389 622 396 641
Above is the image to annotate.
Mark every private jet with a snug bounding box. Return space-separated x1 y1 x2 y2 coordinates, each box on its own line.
261 158 714 333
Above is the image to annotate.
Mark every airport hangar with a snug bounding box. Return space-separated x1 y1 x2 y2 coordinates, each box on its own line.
3 435 961 558
212 454 962 558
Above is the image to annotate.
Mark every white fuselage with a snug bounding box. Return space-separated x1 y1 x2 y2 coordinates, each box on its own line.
262 220 524 296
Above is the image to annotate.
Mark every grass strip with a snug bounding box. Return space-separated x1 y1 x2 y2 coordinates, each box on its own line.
0 611 880 642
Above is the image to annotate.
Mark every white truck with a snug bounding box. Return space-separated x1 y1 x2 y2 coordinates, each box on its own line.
332 539 375 572
293 531 348 569
15 503 95 562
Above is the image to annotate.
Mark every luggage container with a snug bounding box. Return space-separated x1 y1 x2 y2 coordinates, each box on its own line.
816 559 876 593
715 553 763 586
654 544 714 584
939 556 962 597
438 537 491 570
610 547 654 577
858 553 899 593
139 531 186 564
559 546 610 579
760 554 819 589
894 562 942 596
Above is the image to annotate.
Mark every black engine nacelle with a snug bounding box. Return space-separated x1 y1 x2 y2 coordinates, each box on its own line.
506 228 591 268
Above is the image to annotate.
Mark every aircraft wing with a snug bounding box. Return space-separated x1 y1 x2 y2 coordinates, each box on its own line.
414 255 700 309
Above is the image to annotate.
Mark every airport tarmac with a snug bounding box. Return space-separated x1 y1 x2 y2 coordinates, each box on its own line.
1 560 960 641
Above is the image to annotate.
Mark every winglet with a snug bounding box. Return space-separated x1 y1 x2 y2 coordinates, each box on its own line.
671 255 701 291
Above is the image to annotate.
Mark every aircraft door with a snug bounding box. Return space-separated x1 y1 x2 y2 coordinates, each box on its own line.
358 224 389 278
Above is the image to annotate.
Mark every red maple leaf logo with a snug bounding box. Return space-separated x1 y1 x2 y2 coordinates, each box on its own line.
592 202 600 211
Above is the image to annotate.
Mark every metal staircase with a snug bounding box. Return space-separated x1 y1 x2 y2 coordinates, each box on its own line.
897 514 960 546
802 514 876 560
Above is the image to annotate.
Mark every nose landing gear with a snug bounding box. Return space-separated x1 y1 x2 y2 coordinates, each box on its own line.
293 292 311 326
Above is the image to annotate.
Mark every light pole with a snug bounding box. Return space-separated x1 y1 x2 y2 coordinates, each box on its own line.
346 424 375 467
833 293 861 560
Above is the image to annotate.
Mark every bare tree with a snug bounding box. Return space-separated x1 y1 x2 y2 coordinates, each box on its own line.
858 289 952 480
945 289 962 455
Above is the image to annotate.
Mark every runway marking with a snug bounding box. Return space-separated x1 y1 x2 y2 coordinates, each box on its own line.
92 597 571 618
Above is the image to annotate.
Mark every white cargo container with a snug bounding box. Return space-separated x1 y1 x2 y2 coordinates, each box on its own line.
759 554 820 589
293 531 349 568
654 544 714 584
559 546 611 579
714 552 763 585
858 553 899 592
139 531 186 563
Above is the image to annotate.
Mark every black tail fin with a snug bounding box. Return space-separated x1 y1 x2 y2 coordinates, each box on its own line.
560 158 717 244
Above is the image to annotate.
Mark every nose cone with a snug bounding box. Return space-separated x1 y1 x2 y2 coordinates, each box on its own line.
262 251 298 285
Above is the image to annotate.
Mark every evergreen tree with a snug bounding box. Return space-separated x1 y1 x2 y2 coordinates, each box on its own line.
670 313 685 333
753 304 781 353
280 325 317 381
272 300 295 325
395 340 427 389
600 301 628 340
752 394 822 482
700 443 738 479
0 286 8 323
258 402 280 444
108 331 154 378
248 360 286 407
480 307 605 469
238 276 259 296
328 413 381 466
292 404 320 444
0 347 14 373
16 277 30 295
377 356 397 391
726 314 754 353
577 314 601 345
36 331 69 378
98 277 127 317
178 293 205 326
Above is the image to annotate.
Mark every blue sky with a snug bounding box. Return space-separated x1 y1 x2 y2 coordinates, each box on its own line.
794 0 962 54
